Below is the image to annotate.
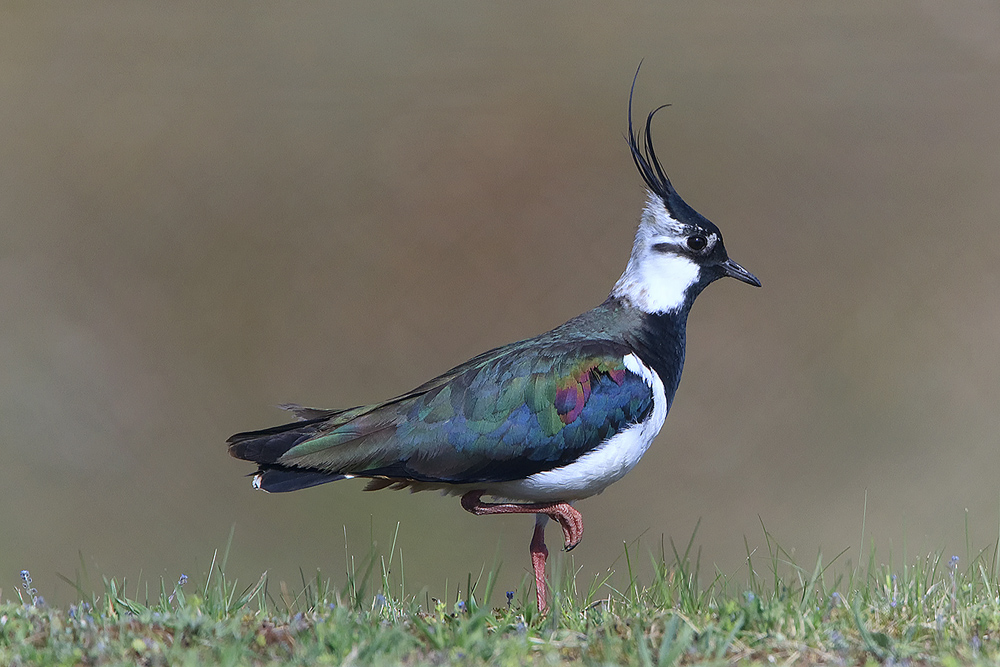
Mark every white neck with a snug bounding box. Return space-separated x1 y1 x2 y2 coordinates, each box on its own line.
610 197 702 314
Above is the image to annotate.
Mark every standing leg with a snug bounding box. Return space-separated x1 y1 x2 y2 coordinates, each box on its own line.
461 490 584 613
531 514 549 613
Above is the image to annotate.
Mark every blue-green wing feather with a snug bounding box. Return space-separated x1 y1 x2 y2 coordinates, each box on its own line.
268 340 654 484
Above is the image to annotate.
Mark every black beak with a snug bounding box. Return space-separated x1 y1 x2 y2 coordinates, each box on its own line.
721 258 761 287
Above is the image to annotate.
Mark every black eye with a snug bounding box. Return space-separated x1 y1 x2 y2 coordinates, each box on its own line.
686 235 708 252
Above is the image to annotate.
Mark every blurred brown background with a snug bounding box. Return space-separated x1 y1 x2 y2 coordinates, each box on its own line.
2 2 999 604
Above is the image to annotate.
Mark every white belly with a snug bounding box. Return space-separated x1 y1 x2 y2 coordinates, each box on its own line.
484 353 668 503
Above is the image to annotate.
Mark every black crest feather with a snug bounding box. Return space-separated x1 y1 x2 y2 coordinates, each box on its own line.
627 65 676 201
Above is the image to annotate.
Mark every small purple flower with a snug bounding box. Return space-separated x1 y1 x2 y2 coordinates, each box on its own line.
948 556 959 613
168 573 188 604
19 569 39 605
506 591 515 609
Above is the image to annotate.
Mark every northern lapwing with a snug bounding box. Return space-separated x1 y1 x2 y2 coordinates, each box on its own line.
229 75 760 614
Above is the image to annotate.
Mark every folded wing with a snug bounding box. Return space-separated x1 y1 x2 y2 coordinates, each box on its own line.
229 340 654 491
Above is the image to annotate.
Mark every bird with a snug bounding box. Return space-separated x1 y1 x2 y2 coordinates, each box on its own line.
228 73 760 614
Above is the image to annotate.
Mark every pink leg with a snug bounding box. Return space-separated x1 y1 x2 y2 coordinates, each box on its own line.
460 491 584 550
530 515 549 613
461 490 584 613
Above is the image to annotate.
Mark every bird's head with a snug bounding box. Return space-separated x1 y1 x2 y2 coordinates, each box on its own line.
611 76 760 316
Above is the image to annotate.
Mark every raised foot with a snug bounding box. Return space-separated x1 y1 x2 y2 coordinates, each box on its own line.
460 491 584 551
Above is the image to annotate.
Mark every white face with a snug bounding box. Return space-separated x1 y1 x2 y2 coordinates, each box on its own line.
611 195 719 314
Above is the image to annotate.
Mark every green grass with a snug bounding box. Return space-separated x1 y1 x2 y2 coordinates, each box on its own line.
4 524 1000 666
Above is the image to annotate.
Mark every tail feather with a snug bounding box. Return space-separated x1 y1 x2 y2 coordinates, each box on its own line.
230 414 349 493
252 468 345 493
227 415 330 464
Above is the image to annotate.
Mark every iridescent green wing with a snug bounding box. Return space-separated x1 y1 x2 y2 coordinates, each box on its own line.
275 340 654 483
